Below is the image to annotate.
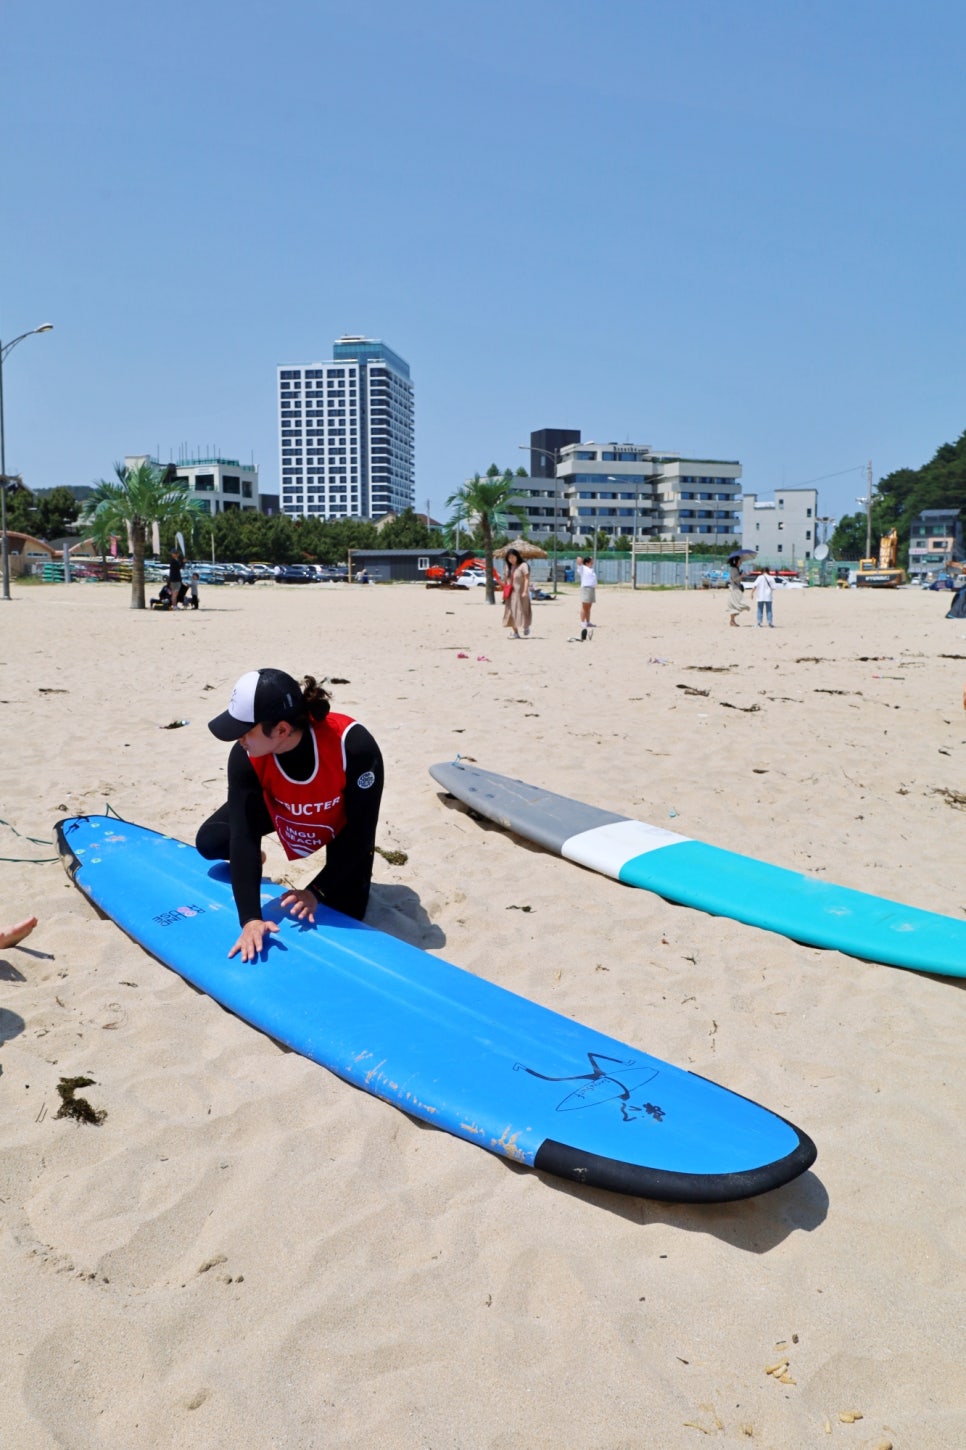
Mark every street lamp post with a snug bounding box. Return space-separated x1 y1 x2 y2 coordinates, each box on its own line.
518 442 560 595
1 323 54 600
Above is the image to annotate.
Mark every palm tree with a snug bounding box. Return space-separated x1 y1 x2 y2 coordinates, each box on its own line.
85 506 116 582
82 460 196 609
445 471 517 604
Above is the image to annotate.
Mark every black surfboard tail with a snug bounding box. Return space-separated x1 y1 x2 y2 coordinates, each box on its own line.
533 1121 817 1202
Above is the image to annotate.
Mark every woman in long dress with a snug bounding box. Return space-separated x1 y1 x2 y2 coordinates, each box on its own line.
727 558 751 627
502 548 532 639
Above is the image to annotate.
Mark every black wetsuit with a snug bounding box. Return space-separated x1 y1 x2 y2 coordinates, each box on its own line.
196 721 384 926
168 552 188 606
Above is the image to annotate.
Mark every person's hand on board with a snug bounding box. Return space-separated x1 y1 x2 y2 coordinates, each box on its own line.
280 888 318 922
228 918 279 962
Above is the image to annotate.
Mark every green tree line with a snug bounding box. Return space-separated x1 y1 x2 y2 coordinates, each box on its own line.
5 479 442 564
4 484 81 539
830 429 966 561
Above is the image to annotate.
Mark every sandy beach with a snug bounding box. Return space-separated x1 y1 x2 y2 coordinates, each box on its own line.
1 576 964 1449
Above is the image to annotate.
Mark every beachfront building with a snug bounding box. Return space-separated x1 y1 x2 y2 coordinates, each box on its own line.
277 337 414 522
171 458 260 515
516 441 741 547
124 455 261 516
648 455 743 543
741 488 818 565
907 507 963 580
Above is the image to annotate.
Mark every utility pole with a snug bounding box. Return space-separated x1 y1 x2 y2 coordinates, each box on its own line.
865 460 873 559
816 515 833 587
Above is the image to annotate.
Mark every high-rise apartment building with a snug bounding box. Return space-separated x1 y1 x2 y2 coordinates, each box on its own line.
277 336 414 521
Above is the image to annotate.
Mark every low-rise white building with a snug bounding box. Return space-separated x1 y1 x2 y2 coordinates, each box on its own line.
741 488 818 565
125 455 260 515
172 457 260 514
508 441 742 546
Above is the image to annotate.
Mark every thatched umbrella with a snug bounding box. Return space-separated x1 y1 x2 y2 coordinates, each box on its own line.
494 538 548 560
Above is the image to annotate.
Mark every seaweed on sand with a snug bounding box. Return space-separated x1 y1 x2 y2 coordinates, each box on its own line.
54 1075 107 1125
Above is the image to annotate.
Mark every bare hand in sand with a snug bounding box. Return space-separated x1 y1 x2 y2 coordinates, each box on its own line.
0 916 38 950
228 918 279 963
280 888 318 923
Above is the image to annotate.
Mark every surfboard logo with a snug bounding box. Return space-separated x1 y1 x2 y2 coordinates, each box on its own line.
515 1052 666 1123
153 903 207 927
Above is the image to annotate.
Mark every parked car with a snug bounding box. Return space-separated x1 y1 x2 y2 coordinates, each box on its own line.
273 564 316 584
306 564 348 582
221 563 256 583
453 567 490 588
927 573 962 591
189 563 226 585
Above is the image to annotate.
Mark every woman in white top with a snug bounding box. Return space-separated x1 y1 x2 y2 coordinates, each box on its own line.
576 556 597 638
753 568 776 627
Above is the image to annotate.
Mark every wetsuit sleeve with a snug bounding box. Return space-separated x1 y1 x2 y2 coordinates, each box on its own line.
306 723 384 920
226 743 274 926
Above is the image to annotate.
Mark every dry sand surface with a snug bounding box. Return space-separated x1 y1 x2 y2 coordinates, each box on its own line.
1 576 965 1449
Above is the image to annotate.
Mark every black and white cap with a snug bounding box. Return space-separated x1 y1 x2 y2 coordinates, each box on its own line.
207 668 304 741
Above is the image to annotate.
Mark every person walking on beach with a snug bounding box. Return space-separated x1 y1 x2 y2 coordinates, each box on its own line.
754 567 776 627
576 556 597 639
197 668 384 963
502 548 532 640
727 553 751 627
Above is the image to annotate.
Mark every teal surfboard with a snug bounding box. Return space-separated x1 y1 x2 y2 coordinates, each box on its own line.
56 815 816 1202
429 760 966 978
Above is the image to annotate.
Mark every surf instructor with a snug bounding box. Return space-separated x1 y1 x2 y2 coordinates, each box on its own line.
198 668 384 963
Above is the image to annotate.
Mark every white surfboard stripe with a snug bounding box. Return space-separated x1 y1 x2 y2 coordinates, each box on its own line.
561 819 690 879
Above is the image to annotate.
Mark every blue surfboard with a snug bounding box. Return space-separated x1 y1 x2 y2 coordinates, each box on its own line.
56 815 815 1202
429 760 966 979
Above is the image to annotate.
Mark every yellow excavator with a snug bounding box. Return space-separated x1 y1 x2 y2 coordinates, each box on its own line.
856 528 906 588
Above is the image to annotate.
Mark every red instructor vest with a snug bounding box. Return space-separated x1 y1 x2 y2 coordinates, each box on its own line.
249 713 355 860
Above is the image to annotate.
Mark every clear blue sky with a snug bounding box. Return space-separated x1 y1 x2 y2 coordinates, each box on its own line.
3 0 964 527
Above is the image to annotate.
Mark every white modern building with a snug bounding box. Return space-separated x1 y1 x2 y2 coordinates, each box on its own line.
125 455 260 515
277 336 414 521
508 440 742 546
741 488 819 565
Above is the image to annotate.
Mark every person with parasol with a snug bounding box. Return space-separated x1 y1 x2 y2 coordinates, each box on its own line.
727 549 755 627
